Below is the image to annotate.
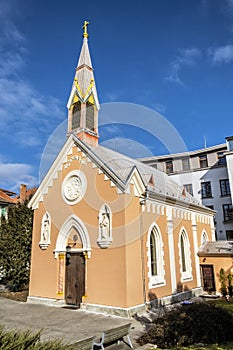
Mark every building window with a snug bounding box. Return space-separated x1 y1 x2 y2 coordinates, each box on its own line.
148 224 165 288
86 101 95 131
223 204 233 222
180 235 186 272
1 206 7 218
217 152 226 166
179 229 192 281
206 205 214 210
183 184 193 196
150 233 157 276
182 158 190 171
199 154 208 168
220 179 230 196
226 137 233 151
226 230 233 241
165 160 173 174
201 181 212 198
72 101 81 130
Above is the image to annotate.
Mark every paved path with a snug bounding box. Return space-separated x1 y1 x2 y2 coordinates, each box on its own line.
0 297 148 349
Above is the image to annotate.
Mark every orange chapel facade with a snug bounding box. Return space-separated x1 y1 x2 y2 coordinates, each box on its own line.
28 23 216 317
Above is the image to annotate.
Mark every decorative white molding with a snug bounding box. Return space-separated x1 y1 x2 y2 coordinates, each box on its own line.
39 212 51 250
62 170 87 205
54 215 91 258
147 222 166 289
97 204 112 248
178 228 193 282
192 223 201 287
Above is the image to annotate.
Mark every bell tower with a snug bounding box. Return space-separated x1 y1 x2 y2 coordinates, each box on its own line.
67 21 100 147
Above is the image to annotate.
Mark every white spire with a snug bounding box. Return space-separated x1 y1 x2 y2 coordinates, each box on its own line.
67 23 99 110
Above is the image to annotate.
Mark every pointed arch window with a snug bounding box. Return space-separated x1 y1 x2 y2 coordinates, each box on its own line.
148 225 165 288
179 229 192 281
72 101 81 130
86 101 94 131
150 233 157 276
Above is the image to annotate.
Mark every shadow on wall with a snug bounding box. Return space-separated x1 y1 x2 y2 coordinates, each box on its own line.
146 284 193 311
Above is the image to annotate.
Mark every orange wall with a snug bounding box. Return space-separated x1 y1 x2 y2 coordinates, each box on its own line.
199 256 233 293
29 145 215 309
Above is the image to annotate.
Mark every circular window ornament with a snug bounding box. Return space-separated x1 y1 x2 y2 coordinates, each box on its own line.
62 170 87 205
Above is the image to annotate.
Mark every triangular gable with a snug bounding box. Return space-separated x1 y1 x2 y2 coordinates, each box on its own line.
29 136 74 209
29 134 146 210
67 84 100 110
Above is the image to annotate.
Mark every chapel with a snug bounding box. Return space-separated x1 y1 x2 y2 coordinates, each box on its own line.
28 22 216 317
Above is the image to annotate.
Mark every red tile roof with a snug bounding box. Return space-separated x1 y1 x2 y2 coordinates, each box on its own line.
0 188 17 204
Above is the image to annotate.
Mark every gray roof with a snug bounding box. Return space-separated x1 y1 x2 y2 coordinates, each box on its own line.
198 241 233 256
85 142 205 208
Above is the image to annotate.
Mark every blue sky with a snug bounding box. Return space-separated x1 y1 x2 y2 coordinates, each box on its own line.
0 0 233 191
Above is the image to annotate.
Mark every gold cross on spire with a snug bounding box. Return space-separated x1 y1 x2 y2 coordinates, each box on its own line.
82 21 89 38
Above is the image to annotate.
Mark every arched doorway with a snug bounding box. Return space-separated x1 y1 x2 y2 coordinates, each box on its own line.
54 215 91 307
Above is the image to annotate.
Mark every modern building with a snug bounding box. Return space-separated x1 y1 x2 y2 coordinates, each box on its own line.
140 142 233 241
27 22 217 316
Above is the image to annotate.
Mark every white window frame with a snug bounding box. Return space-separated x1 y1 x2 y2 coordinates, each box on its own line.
178 228 193 282
147 223 165 289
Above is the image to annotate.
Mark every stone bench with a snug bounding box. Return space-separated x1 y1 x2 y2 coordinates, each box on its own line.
92 323 133 349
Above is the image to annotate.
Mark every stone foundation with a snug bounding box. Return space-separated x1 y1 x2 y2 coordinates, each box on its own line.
27 287 203 318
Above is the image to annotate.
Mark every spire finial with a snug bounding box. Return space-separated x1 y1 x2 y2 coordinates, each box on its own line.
82 21 89 38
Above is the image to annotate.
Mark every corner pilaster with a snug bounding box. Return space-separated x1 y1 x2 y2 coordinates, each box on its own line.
191 213 201 287
166 207 176 293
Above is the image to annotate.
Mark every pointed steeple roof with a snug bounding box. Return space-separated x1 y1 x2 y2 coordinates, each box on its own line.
77 37 93 69
67 21 100 110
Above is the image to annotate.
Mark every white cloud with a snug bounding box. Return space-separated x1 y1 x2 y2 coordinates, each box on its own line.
0 162 38 191
0 3 66 190
0 77 65 145
0 6 65 147
104 92 121 102
226 0 233 14
166 48 201 85
151 103 166 114
208 44 233 63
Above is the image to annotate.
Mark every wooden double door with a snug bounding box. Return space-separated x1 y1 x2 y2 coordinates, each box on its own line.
65 252 85 306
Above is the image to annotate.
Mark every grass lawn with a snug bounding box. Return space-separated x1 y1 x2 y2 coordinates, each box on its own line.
207 298 233 314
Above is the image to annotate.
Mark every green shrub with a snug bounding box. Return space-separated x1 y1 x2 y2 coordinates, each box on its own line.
0 325 74 349
219 268 227 297
137 302 233 348
227 274 233 298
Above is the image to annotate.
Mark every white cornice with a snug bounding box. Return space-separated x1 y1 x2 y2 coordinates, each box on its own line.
28 135 147 210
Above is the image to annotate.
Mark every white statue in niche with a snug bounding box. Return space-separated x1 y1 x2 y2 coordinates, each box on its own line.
97 205 112 248
39 212 51 250
100 212 110 240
